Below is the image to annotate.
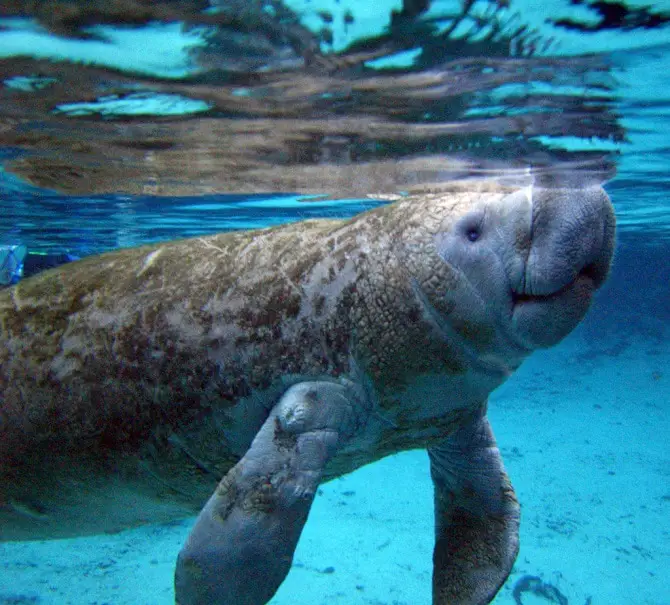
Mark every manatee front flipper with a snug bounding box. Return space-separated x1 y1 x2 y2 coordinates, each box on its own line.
428 406 520 605
175 379 369 605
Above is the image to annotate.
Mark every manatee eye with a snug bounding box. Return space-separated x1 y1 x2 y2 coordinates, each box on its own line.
465 226 481 242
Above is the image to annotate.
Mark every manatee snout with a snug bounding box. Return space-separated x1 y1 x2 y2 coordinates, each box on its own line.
519 186 615 297
510 185 616 348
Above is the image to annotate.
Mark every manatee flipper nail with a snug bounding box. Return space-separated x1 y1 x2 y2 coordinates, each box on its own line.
175 380 368 605
429 406 520 605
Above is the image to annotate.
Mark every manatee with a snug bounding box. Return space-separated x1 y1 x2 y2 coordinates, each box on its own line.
0 184 615 605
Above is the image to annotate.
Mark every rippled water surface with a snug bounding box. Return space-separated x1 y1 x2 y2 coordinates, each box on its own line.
1 0 670 251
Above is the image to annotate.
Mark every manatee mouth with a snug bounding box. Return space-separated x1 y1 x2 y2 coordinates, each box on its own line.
511 262 602 307
510 263 603 349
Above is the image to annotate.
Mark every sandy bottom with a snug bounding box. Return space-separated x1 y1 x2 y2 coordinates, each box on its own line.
1 320 668 605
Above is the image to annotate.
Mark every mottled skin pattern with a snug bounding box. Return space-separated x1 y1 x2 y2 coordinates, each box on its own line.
0 184 616 605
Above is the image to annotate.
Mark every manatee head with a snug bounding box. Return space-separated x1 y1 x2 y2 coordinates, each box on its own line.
396 185 616 355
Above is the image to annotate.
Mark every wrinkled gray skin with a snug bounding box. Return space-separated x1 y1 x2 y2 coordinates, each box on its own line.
0 185 616 605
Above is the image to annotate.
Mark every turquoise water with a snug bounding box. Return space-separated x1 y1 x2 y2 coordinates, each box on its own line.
1 1 669 604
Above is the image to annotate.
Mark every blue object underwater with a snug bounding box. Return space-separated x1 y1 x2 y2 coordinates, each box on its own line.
0 247 79 286
0 244 26 286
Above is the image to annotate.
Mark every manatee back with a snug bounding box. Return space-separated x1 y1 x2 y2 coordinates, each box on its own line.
0 217 367 538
